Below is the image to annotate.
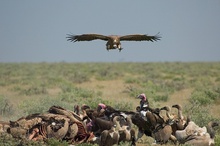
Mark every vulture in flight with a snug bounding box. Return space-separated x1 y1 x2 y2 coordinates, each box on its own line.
66 33 161 51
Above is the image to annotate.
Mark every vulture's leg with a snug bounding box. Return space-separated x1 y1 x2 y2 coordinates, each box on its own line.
118 44 123 52
106 44 110 51
136 128 144 142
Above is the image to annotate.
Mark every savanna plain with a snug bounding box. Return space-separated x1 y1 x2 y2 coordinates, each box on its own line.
0 62 220 146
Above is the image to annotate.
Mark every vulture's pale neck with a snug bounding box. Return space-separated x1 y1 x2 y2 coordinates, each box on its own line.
165 106 173 120
207 122 218 139
126 116 132 130
177 105 184 120
74 105 80 115
113 116 122 130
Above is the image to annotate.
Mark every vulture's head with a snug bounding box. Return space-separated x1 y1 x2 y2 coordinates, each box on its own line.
209 121 219 128
160 106 171 112
81 104 90 110
137 93 147 101
172 104 182 110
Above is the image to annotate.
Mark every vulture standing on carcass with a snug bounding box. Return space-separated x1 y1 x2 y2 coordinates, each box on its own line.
152 106 177 144
175 121 219 146
66 33 161 51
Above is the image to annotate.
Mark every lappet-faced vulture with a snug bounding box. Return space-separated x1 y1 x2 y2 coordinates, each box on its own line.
66 33 161 51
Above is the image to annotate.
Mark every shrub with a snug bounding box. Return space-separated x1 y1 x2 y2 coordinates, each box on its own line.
153 95 169 102
114 102 133 111
215 134 220 146
124 77 140 84
123 85 145 98
204 89 219 100
118 141 134 146
59 85 101 104
77 143 98 146
183 100 214 127
45 138 68 146
95 65 123 81
67 71 89 83
19 96 72 116
0 132 46 146
20 86 48 96
190 88 220 105
0 95 14 118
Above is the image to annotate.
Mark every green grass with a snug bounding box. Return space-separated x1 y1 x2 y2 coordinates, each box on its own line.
0 62 220 145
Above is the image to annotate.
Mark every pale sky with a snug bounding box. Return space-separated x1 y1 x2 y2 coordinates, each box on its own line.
1 1 220 62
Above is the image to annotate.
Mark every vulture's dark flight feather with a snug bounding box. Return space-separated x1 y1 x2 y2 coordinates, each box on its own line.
67 33 161 51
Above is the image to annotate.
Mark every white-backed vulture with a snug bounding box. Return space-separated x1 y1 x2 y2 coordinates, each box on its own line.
49 106 82 123
181 121 219 146
175 121 219 146
172 104 187 122
152 106 177 144
172 104 189 134
118 115 136 145
46 117 69 140
175 121 202 142
100 124 120 146
73 105 88 121
47 106 93 144
67 33 161 51
160 106 174 122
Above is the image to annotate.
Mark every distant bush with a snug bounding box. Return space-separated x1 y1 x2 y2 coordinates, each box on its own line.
205 89 219 100
123 85 145 98
19 96 72 116
190 88 220 105
153 95 169 102
58 84 109 110
183 100 214 127
0 95 14 118
59 84 102 103
95 65 123 81
19 85 48 96
124 77 140 84
114 102 133 111
216 77 220 82
46 76 67 87
67 71 90 83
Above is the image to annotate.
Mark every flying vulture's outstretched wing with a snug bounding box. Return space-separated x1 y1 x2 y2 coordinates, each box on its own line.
66 34 109 42
119 34 161 42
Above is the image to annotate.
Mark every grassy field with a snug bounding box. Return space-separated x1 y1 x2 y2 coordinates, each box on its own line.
0 62 220 145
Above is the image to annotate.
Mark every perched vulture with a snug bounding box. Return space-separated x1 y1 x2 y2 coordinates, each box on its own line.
66 33 161 51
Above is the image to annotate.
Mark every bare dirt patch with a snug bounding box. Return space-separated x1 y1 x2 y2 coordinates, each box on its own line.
76 79 193 109
76 79 220 119
76 79 129 100
158 89 192 107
